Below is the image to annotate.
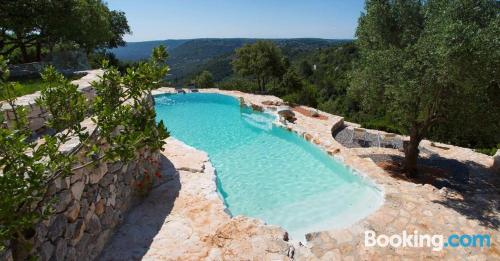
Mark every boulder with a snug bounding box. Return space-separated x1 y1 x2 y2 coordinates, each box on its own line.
239 97 246 107
262 100 283 106
250 103 264 112
277 106 296 123
330 117 345 134
493 149 500 173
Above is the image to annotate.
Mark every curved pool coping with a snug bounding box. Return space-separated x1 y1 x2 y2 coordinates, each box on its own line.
153 90 385 238
151 88 499 259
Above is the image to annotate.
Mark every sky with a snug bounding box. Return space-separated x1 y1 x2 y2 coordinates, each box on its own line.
106 0 365 42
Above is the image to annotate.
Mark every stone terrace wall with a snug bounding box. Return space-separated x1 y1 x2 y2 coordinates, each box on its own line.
1 118 161 261
1 70 103 131
1 75 162 260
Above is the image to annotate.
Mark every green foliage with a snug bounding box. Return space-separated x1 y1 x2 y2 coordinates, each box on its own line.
37 67 88 132
278 69 303 95
89 51 121 69
299 60 313 78
2 79 44 99
282 83 319 107
193 70 214 88
232 41 286 92
351 0 500 175
360 116 405 135
475 144 500 156
0 46 169 256
218 77 259 93
0 0 131 62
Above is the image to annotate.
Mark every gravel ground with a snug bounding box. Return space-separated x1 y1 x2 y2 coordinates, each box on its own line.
334 125 477 192
362 153 471 192
333 126 403 149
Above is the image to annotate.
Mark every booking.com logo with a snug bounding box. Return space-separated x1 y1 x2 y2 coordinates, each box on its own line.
365 230 491 251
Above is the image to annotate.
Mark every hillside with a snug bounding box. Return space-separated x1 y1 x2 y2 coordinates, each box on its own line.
110 38 351 82
111 39 188 61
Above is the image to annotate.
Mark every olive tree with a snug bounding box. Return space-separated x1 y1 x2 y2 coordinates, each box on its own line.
232 41 286 93
0 0 131 62
351 0 499 177
194 70 214 88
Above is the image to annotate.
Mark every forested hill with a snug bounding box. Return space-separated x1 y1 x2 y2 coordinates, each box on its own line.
110 39 188 61
110 38 351 82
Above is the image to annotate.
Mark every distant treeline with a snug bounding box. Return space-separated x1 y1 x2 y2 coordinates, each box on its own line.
110 32 498 157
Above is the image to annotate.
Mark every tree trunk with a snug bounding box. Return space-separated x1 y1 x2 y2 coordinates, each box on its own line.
404 131 422 178
35 41 42 61
257 77 264 93
19 42 29 63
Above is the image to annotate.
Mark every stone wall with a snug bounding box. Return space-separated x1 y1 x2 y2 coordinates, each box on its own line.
1 74 162 260
1 70 103 131
7 62 46 79
1 117 161 261
8 50 89 79
33 147 161 261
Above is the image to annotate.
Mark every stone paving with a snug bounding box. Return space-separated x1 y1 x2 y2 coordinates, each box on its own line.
100 138 293 260
137 88 498 259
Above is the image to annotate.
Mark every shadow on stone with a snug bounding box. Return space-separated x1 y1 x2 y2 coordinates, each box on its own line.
364 153 500 230
332 126 403 149
98 155 182 260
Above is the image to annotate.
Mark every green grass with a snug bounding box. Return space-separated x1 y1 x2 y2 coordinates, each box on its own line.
7 78 45 97
3 74 83 100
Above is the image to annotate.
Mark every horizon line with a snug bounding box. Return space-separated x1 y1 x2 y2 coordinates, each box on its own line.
123 37 355 44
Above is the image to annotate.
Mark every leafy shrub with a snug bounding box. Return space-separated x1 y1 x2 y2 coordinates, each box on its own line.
475 144 500 156
0 47 169 258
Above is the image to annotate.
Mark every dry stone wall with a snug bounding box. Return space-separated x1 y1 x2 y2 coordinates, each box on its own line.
0 119 161 261
1 71 161 261
0 70 103 131
33 147 161 261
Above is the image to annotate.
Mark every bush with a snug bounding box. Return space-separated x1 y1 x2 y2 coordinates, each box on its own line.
282 92 300 105
217 77 259 93
0 47 170 258
194 70 214 88
475 144 500 156
360 116 405 134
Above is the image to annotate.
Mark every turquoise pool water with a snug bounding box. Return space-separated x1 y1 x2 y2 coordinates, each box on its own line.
155 93 383 240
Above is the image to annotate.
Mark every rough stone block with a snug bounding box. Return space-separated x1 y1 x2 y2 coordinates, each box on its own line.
48 215 67 241
28 116 46 131
89 163 108 184
331 117 345 133
70 219 86 246
55 190 73 213
493 149 500 173
65 201 81 223
54 238 68 261
40 241 54 261
65 247 77 261
85 214 101 235
70 181 85 201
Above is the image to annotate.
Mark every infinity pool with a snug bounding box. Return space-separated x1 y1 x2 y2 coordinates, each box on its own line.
155 93 383 240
